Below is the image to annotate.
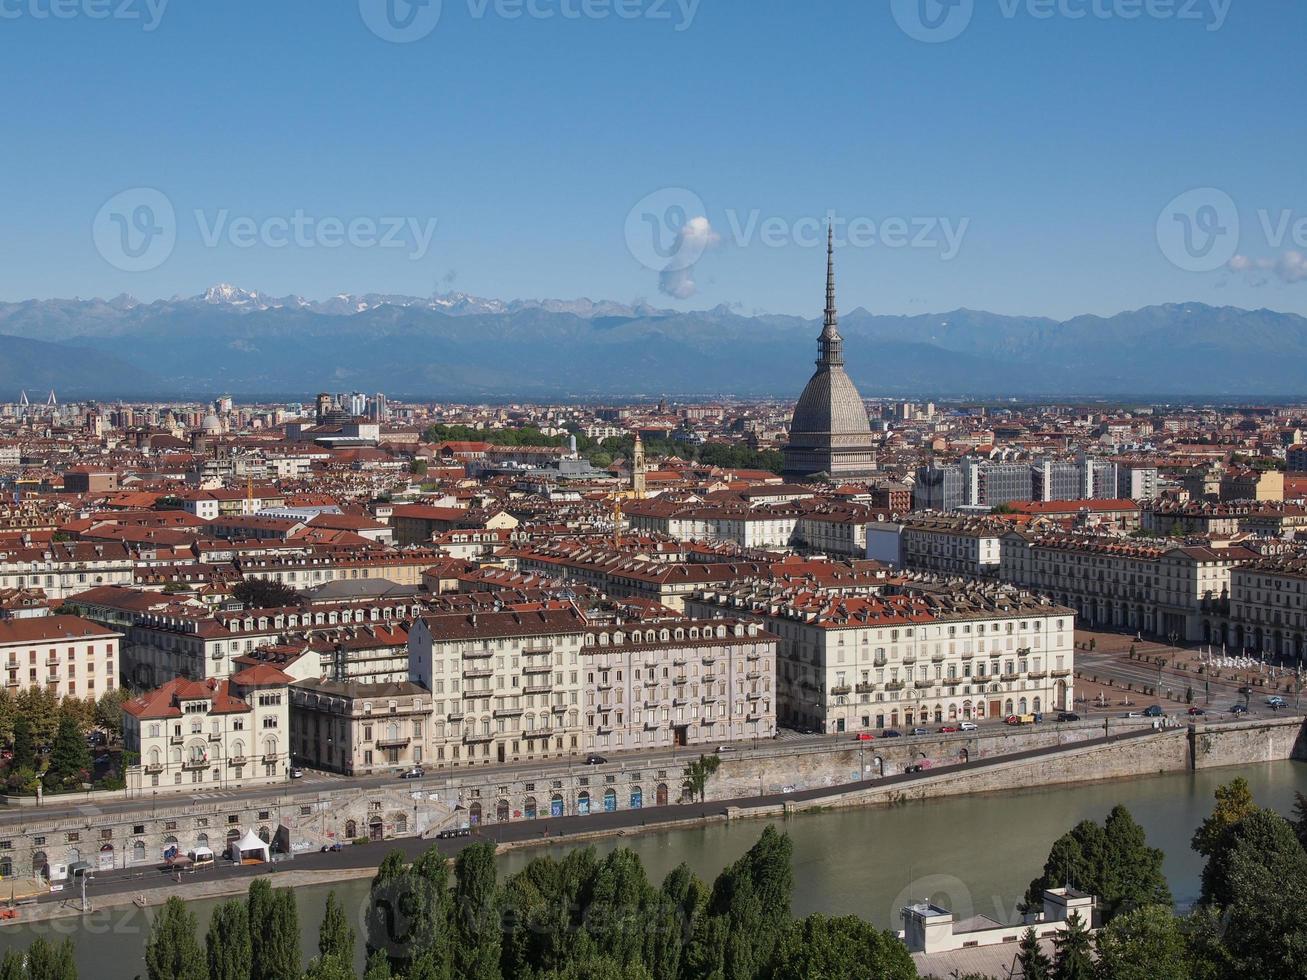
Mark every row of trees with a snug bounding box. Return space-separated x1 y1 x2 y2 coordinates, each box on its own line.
0 685 129 794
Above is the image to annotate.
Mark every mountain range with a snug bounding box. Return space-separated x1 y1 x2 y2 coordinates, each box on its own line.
0 287 1304 400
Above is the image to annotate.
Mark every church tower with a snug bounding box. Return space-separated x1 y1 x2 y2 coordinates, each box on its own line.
781 225 877 482
631 433 647 497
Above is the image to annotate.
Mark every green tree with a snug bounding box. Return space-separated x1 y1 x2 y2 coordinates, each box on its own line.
318 890 356 968
232 577 302 609
1102 804 1172 918
22 938 76 980
1095 905 1191 980
15 685 58 749
0 948 24 980
1051 913 1094 980
452 842 502 980
247 878 273 980
94 687 130 739
1017 926 1053 980
43 713 91 790
11 714 35 770
363 948 393 980
767 914 917 980
253 887 300 980
1192 776 1256 859
205 898 252 980
144 897 206 980
646 862 708 980
1293 790 1307 850
681 754 721 803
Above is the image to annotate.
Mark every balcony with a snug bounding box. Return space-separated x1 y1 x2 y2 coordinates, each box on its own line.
855 682 875 694
914 679 935 689
523 663 551 675
463 647 493 660
521 644 553 656
901 655 918 665
463 688 487 699
169 735 184 745
464 732 494 744
873 656 888 667
494 706 524 718
1051 669 1072 678
1028 671 1048 680
746 671 762 681
144 762 164 774
702 656 717 666
673 676 687 685
376 736 411 748
447 710 465 721
885 681 905 692
227 755 246 766
207 732 221 742
261 753 280 764
524 683 553 695
1001 673 1020 683
550 703 567 713
942 677 963 686
830 684 852 697
183 756 209 770
463 667 493 679
703 674 717 685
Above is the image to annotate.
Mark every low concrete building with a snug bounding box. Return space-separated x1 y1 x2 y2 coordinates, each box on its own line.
0 615 121 700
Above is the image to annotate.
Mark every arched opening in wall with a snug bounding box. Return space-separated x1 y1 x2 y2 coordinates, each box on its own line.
67 847 80 865
873 756 884 776
524 797 538 820
368 817 383 841
655 784 668 807
603 789 617 813
948 704 958 720
933 704 944 723
31 851 47 880
1004 699 1015 717
395 814 407 835
496 800 509 823
630 786 642 809
131 840 146 864
550 794 564 818
890 709 900 728
195 834 208 850
468 802 482 826
1055 681 1068 711
0 857 11 878
1033 697 1042 714
257 827 271 844
98 844 114 871
958 748 970 764
577 792 591 816
344 820 357 840
226 830 241 849
962 700 973 720
1018 697 1028 715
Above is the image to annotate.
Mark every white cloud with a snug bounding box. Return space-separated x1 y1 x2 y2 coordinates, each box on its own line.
657 215 719 299
1228 251 1307 284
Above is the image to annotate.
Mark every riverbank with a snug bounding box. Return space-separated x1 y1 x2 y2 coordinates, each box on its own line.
8 715 1302 927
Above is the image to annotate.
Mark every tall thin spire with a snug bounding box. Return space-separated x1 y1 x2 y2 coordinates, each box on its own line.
818 221 844 367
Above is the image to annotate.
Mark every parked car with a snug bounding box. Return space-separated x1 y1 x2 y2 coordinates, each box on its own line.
436 827 471 839
1143 705 1164 718
288 766 304 779
959 721 978 732
1006 714 1036 726
904 760 934 774
399 766 424 779
937 725 958 734
585 754 607 765
853 732 875 741
1231 704 1248 714
1057 712 1080 722
1122 711 1143 718
910 727 929 736
881 729 903 738
319 842 344 853
1188 706 1206 716
715 744 736 752
1266 696 1286 708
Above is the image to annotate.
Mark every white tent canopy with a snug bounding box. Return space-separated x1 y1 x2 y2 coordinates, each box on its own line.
228 830 270 863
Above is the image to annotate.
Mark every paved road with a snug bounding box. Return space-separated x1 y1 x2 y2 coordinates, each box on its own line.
28 722 1175 912
1078 651 1298 716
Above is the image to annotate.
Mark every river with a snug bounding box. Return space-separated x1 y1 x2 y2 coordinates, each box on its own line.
4 760 1305 978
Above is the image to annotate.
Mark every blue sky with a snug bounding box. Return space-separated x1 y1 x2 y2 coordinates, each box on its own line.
1 0 1304 319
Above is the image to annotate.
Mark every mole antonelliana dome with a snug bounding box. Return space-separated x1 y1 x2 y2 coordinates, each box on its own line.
781 225 877 482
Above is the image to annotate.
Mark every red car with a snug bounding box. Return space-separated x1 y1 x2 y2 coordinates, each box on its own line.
937 726 958 734
1188 706 1206 716
853 732 876 741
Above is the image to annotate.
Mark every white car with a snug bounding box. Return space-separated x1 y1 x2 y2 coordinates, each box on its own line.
959 721 978 732
1266 696 1286 707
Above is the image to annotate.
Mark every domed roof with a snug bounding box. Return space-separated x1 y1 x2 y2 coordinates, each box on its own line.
201 413 223 434
789 365 871 445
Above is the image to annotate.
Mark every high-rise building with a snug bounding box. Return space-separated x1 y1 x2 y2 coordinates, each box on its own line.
782 226 877 482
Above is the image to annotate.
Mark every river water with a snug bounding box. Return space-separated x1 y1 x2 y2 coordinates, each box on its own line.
4 761 1305 979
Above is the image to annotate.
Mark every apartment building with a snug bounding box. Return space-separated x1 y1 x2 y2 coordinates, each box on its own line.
579 618 777 753
0 615 121 700
866 514 1006 579
408 608 592 766
290 679 432 776
999 530 1255 642
1228 556 1307 658
0 541 134 600
686 584 1074 733
122 664 292 791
